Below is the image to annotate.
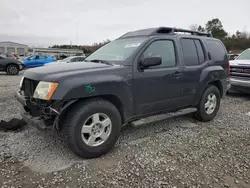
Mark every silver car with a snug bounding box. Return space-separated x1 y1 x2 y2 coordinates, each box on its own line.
229 48 250 93
45 56 86 66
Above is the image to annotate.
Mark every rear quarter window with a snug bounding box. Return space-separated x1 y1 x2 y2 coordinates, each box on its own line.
205 39 227 61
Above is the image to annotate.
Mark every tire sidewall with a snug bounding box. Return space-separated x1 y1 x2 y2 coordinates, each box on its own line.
198 86 221 121
6 65 19 75
69 102 121 156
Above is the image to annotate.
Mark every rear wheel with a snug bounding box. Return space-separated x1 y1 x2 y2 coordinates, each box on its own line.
62 99 122 159
6 64 19 75
194 85 221 122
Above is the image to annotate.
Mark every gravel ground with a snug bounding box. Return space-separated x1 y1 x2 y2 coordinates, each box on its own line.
0 72 250 188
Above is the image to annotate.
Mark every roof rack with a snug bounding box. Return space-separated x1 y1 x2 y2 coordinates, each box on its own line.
166 27 213 37
118 27 213 39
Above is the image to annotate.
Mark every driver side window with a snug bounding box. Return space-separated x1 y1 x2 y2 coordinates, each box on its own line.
38 55 46 59
34 55 39 60
142 40 176 68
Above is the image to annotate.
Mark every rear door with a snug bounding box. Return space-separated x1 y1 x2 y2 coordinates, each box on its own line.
178 37 208 106
133 38 185 115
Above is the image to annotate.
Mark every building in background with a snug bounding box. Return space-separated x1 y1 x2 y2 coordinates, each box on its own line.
0 41 28 55
32 48 84 58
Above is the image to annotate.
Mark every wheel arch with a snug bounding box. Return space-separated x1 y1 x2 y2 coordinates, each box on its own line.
57 94 126 130
208 80 223 97
5 63 19 71
195 79 223 106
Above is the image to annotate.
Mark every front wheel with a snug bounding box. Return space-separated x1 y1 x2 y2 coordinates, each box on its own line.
6 64 19 75
62 99 122 159
194 85 221 122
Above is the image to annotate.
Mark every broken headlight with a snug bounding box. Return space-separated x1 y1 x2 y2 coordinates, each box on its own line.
33 81 59 100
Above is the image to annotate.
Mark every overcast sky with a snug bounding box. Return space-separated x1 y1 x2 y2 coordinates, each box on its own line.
0 0 249 47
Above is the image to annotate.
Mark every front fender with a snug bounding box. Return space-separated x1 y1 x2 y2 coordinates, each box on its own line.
52 74 134 118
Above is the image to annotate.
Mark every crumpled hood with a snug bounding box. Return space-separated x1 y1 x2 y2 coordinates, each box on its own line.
23 62 119 82
229 60 250 66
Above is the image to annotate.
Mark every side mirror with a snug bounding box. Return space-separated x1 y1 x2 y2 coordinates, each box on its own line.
140 56 162 69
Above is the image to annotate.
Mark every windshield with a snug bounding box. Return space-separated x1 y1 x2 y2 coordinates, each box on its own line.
85 37 146 61
237 49 250 60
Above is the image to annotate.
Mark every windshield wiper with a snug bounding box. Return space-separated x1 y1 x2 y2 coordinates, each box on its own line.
86 59 113 65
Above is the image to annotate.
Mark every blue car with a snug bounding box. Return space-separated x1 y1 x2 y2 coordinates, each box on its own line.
23 55 56 68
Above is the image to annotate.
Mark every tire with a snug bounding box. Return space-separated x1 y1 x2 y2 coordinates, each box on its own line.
6 64 19 75
194 85 221 122
61 98 122 159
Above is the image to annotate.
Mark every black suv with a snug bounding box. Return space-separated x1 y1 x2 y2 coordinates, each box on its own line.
15 27 230 158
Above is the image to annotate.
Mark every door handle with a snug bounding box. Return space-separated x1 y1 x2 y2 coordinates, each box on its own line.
173 71 182 79
174 71 182 76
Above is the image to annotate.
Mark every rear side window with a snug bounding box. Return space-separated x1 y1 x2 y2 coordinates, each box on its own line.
78 57 85 61
71 57 79 62
205 40 227 61
180 39 199 66
38 55 46 59
194 40 205 63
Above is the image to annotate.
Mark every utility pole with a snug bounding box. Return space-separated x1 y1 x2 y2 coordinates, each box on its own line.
76 21 79 46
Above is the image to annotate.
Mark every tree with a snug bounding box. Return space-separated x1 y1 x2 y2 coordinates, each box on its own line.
236 30 242 38
205 18 227 39
197 25 206 32
50 39 111 54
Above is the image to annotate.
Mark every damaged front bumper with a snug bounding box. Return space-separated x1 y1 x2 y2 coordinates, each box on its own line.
20 107 47 130
15 91 72 130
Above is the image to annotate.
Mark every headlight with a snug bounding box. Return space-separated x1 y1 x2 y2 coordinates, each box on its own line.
18 60 24 64
33 81 59 100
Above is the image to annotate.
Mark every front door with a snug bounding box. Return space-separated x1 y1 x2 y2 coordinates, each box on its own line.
133 39 184 115
35 55 47 66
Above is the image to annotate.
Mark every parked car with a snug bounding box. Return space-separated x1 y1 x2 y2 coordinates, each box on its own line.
16 27 230 159
5 53 19 60
0 55 24 75
22 55 56 68
45 56 86 66
229 48 250 93
228 53 239 60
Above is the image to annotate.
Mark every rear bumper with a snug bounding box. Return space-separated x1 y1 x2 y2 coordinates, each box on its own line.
221 78 231 96
226 80 231 92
